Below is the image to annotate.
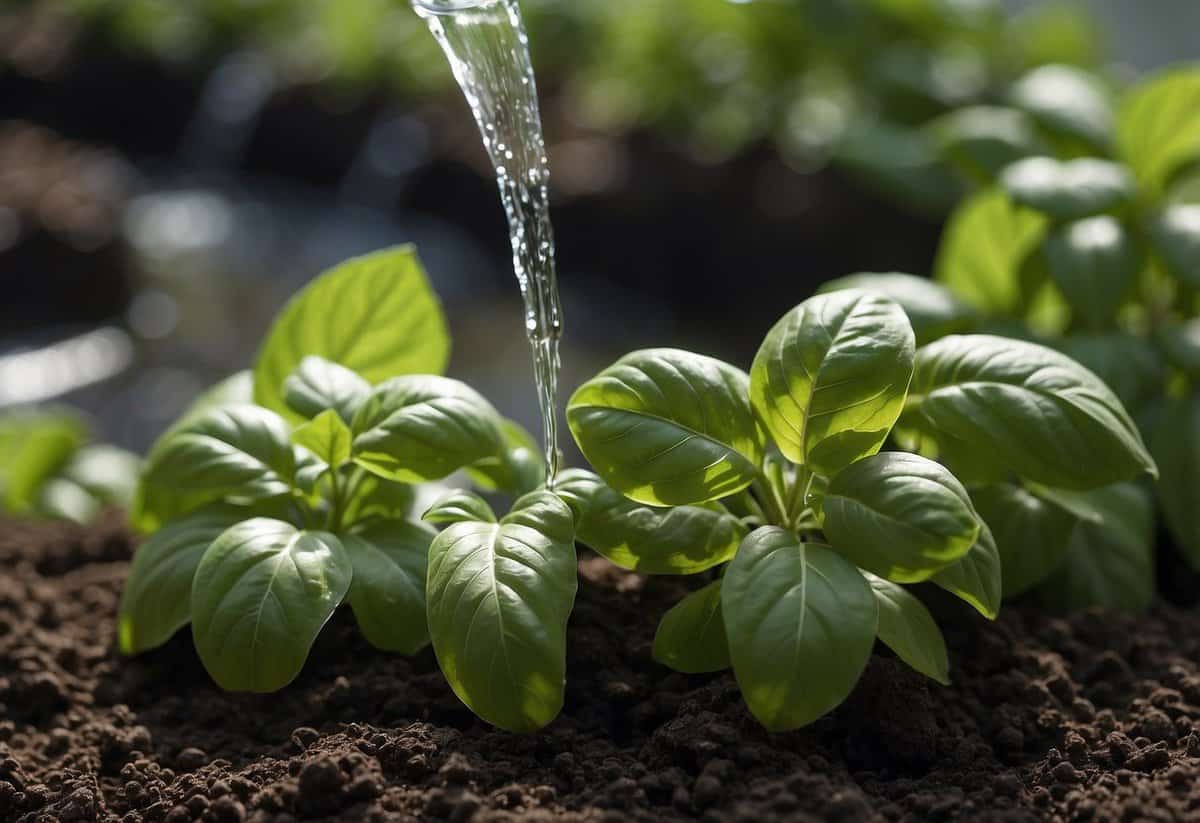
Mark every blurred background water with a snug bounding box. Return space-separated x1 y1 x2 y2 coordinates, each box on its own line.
0 0 1195 458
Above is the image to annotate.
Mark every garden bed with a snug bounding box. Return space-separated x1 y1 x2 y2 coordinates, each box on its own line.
2 515 1199 822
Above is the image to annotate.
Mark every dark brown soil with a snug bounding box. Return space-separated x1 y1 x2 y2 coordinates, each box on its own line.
2 515 1199 822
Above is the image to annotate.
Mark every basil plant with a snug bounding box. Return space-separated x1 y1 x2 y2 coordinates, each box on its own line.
565 289 1156 731
119 246 577 733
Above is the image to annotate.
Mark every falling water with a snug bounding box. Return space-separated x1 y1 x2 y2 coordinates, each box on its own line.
413 0 563 485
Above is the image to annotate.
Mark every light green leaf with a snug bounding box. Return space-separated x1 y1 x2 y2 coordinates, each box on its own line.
908 335 1157 489
971 483 1076 598
930 521 1001 619
554 468 743 575
60 444 140 510
1152 392 1200 570
1000 156 1134 221
1055 334 1165 411
722 528 877 731
344 519 436 654
1149 204 1200 288
1043 216 1139 330
283 356 372 424
37 478 99 523
750 291 915 477
191 519 352 692
926 105 1044 183
254 246 450 420
567 349 763 506
426 491 577 732
1010 64 1114 149
1117 66 1200 197
864 573 950 685
135 405 299 532
818 272 977 345
653 580 730 674
823 452 979 582
467 418 546 497
935 188 1047 315
423 489 497 525
1040 483 1154 611
292 410 352 469
352 375 505 484
0 410 87 512
117 505 245 655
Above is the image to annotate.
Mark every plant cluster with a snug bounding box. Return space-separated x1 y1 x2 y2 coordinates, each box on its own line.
835 63 1200 609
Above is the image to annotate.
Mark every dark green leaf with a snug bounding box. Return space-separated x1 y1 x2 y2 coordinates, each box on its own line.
1157 319 1200 377
823 452 979 582
653 580 730 674
283 356 372 424
818 272 976 344
1010 64 1114 149
344 519 436 654
1043 216 1139 330
1149 204 1200 288
865 573 950 685
254 246 450 420
1118 66 1200 197
340 474 420 526
567 349 763 506
750 291 915 477
1055 334 1165 411
191 519 352 692
1000 156 1134 220
972 483 1076 598
1152 392 1200 570
930 521 1002 619
722 528 877 731
423 489 497 525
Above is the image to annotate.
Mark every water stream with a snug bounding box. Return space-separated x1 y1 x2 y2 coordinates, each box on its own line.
413 0 564 485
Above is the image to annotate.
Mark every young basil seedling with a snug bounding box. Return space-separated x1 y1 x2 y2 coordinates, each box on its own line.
565 288 1154 731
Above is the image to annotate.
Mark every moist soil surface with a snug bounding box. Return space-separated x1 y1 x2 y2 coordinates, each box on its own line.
2 515 1199 822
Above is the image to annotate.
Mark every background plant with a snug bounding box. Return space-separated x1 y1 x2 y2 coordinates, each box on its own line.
564 288 1155 730
119 245 576 732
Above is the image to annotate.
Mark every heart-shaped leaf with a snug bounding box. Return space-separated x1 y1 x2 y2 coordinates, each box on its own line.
1000 156 1134 220
191 519 352 692
554 468 743 575
426 491 578 732
1152 392 1200 571
1118 66 1200 197
292 410 352 469
254 246 450 420
722 527 877 731
117 504 245 655
1043 216 1139 330
750 291 915 477
1010 64 1114 150
352 376 505 484
1149 204 1200 288
908 335 1156 488
283 356 372 424
864 573 949 685
930 521 1001 619
653 580 730 674
567 349 763 506
823 452 979 582
818 272 976 345
971 483 1076 598
344 519 436 654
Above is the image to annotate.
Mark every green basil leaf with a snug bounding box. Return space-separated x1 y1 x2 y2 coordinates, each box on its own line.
1043 216 1139 330
554 468 743 575
818 272 977 345
467 418 546 497
864 573 950 685
426 491 577 732
1117 66 1200 197
254 246 450 420
1152 392 1200 570
926 105 1044 183
935 188 1047 315
423 489 497 525
1149 204 1200 288
1010 64 1114 150
652 580 730 674
567 349 762 506
823 452 979 582
1000 156 1134 221
191 519 352 692
972 483 1076 598
930 521 1001 619
60 444 140 510
135 405 300 532
117 504 245 655
1040 483 1154 611
292 410 352 469
340 474 419 527
750 291 915 477
1055 334 1165 411
722 527 877 731
283 356 372 424
352 376 505 484
37 478 100 523
0 410 87 512
909 334 1157 489
343 519 436 654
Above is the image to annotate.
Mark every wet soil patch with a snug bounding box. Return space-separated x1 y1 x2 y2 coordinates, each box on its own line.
2 515 1199 821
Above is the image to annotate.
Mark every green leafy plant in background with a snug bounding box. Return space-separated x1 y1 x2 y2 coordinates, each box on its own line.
564 288 1154 730
119 246 576 732
842 63 1200 609
0 408 140 523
